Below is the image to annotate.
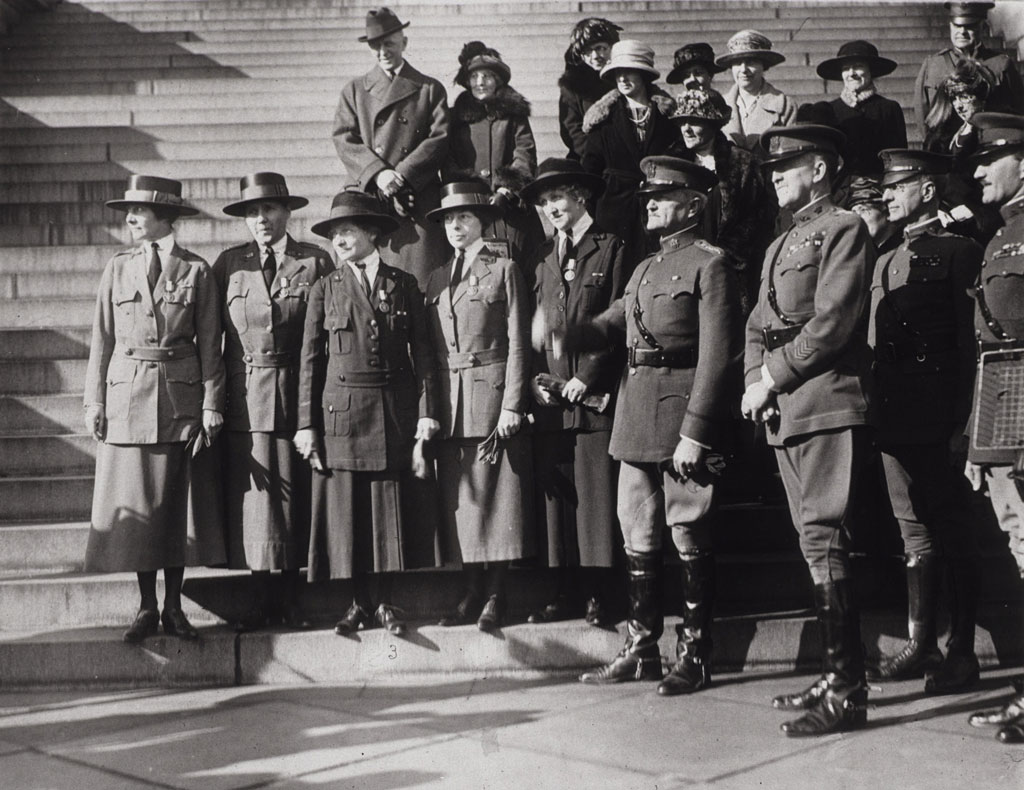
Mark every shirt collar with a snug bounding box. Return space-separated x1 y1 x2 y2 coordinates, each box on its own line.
261 235 288 262
347 249 381 281
459 237 486 266
793 194 834 224
560 212 594 248
143 233 175 258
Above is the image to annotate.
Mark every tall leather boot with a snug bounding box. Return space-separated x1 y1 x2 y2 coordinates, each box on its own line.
781 580 868 737
580 552 664 684
658 552 715 696
925 557 980 694
868 554 942 680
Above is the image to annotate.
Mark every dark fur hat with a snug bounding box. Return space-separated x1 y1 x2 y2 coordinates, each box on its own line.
564 17 622 67
455 41 511 89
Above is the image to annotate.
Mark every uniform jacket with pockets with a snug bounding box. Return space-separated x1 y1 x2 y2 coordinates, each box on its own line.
214 236 334 433
84 243 225 445
298 259 437 472
744 198 876 445
423 251 530 439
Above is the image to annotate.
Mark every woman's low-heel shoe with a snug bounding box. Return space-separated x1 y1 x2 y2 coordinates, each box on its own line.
438 595 480 627
334 602 369 636
477 595 503 632
375 604 407 636
161 608 199 640
123 609 160 643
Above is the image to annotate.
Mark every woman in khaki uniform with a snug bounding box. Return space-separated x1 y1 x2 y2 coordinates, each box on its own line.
424 180 534 631
83 175 226 643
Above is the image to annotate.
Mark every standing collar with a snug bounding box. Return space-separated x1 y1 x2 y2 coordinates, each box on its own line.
560 212 594 247
142 233 175 257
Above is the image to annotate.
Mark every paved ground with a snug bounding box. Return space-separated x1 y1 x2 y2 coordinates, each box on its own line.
2 668 1022 790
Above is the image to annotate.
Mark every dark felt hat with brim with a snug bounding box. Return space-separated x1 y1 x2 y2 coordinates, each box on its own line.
637 156 717 196
760 124 847 168
968 111 1024 161
222 172 308 217
358 7 409 43
716 30 785 69
311 190 399 239
520 158 606 204
105 174 198 216
426 181 501 222
817 41 898 82
946 2 994 24
879 149 951 187
666 43 726 83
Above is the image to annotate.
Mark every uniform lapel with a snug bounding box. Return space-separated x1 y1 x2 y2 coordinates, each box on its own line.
272 237 310 297
153 244 187 305
452 253 491 306
340 262 376 315
132 246 156 313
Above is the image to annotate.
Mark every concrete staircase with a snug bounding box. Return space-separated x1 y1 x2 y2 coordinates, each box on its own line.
0 0 1020 688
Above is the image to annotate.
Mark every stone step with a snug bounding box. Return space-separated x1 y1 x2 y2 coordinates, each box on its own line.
0 521 89 572
4 136 337 165
1 269 106 298
0 433 96 476
0 297 95 328
0 358 87 395
0 394 86 436
0 474 93 520
0 327 91 359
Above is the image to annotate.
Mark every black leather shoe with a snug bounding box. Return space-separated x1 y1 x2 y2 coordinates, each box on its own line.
438 594 481 627
924 652 980 695
580 645 663 684
123 608 159 643
584 597 608 627
781 680 868 737
161 608 199 640
658 656 710 696
477 595 503 632
375 604 406 636
866 638 943 680
997 719 1024 744
528 597 571 624
334 602 370 636
280 604 312 630
772 677 829 711
970 696 1024 727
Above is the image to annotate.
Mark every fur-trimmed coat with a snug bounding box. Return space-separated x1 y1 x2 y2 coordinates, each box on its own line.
558 64 616 161
581 88 680 266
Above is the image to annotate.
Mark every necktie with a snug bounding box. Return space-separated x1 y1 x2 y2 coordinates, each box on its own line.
146 242 161 292
449 251 465 299
263 246 277 290
354 262 372 299
560 237 575 270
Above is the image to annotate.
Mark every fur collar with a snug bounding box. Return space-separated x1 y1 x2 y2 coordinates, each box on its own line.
453 85 531 124
558 64 612 97
582 87 677 133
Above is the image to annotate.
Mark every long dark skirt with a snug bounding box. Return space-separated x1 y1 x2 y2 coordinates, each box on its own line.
86 441 226 572
533 429 617 568
436 434 535 564
308 468 437 580
224 430 311 571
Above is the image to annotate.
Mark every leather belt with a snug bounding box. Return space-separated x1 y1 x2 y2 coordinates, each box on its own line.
240 350 298 368
441 345 508 371
978 339 1024 354
627 346 698 368
762 324 806 351
120 344 196 362
874 334 958 363
337 369 410 387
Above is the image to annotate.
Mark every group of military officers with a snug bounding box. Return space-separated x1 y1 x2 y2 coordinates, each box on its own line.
81 4 1024 744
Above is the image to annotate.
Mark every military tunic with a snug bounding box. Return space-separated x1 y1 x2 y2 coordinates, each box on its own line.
870 224 981 558
213 236 333 571
84 242 226 572
531 224 627 568
298 259 439 579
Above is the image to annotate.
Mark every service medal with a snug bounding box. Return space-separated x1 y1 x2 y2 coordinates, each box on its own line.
563 258 577 282
165 280 174 292
280 276 288 288
378 289 390 312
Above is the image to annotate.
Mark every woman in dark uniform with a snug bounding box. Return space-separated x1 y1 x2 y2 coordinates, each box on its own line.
213 173 334 630
294 190 439 637
424 180 534 632
83 174 226 643
522 158 626 626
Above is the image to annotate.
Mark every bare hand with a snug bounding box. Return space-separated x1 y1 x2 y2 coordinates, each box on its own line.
741 381 776 423
672 437 707 480
415 417 440 441
530 377 556 406
496 409 522 439
202 409 223 444
85 404 106 441
964 460 985 492
376 169 405 197
530 309 547 352
561 376 588 405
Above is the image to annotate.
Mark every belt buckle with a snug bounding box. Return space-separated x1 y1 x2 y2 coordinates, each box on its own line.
627 346 637 367
761 327 773 349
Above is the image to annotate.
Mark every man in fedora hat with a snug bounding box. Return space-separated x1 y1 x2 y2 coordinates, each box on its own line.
866 150 983 695
332 6 449 287
742 124 875 736
522 157 626 628
915 2 1023 140
665 43 724 92
961 112 1024 744
212 172 334 631
555 156 742 697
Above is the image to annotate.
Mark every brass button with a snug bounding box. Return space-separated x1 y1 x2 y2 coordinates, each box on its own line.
369 359 378 367
125 348 134 356
167 350 175 358
147 362 157 369
244 355 252 362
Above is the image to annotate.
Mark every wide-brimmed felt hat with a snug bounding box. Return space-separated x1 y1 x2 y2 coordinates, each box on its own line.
666 42 725 83
878 149 952 187
105 174 198 216
455 42 511 89
600 40 659 79
311 190 399 239
760 123 847 168
358 7 409 43
716 30 785 69
426 181 501 222
968 111 1024 161
946 2 994 24
817 41 898 82
669 88 731 126
520 158 606 204
222 172 308 217
637 156 717 196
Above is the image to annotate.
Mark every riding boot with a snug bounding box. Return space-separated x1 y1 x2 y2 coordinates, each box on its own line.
658 552 715 696
580 552 663 684
781 580 868 737
925 557 980 694
868 554 942 680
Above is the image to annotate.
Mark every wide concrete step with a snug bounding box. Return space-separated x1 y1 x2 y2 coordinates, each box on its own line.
0 433 96 476
0 521 89 572
0 474 93 520
0 297 95 328
1 270 106 298
0 394 87 436
0 327 91 360
0 358 88 396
